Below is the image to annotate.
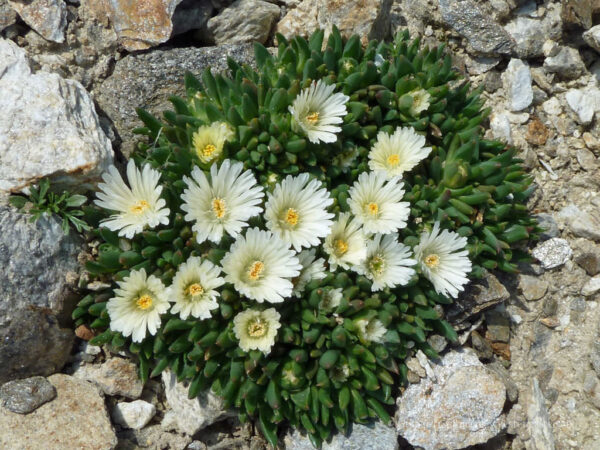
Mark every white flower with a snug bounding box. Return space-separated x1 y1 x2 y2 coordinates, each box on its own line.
293 249 327 298
354 234 416 291
413 221 472 298
106 269 170 343
95 160 170 239
170 256 225 320
233 308 281 354
192 122 234 164
265 173 334 251
347 171 410 235
221 228 301 304
181 160 264 244
409 89 431 116
368 127 432 179
318 287 343 311
289 79 349 144
356 318 387 343
323 212 368 270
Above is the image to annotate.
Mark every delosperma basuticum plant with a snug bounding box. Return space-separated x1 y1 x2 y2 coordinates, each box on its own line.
73 28 539 447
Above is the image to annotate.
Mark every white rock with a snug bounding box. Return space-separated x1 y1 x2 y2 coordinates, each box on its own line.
565 87 600 125
531 238 573 269
8 0 67 43
527 378 555 450
542 97 562 116
0 38 113 193
502 59 533 112
113 400 156 430
490 112 512 144
582 276 600 297
503 4 561 58
583 25 600 53
558 204 600 241
285 421 398 450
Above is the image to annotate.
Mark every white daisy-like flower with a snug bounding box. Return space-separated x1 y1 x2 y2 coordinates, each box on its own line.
265 173 334 251
368 127 432 179
318 287 343 311
181 160 264 244
323 212 368 270
192 122 234 164
413 221 472 298
106 269 170 343
354 233 416 291
355 317 387 343
347 171 410 235
94 160 170 239
170 256 225 320
221 228 301 303
293 249 327 298
233 308 281 354
409 89 431 116
289 79 349 144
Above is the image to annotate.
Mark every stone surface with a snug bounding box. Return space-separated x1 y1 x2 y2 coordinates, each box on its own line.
565 87 600 125
118 424 192 449
577 148 598 171
527 378 555 450
96 44 254 156
535 213 559 240
583 25 600 52
561 205 600 241
0 374 117 449
544 46 586 79
502 59 533 112
438 0 514 56
0 376 56 414
162 371 233 435
396 348 507 449
207 0 279 45
74 358 143 399
531 238 573 269
503 4 561 58
112 400 156 430
576 252 600 276
519 274 549 301
0 0 17 31
490 112 512 144
0 38 113 193
526 118 549 146
562 0 599 29
171 0 213 37
277 0 393 47
285 421 398 450
8 0 67 43
487 361 519 403
582 276 600 296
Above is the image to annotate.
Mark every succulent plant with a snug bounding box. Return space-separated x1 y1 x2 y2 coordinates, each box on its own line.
73 28 538 448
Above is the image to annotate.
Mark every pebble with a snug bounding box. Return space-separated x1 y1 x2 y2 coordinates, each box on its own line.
582 276 600 297
487 361 519 403
544 46 586 79
528 378 556 449
576 149 598 171
502 59 533 111
207 0 280 45
525 118 549 146
583 25 600 52
565 87 600 125
518 274 549 301
0 377 56 414
531 238 573 269
490 112 512 144
471 330 494 360
576 252 600 276
112 400 156 430
485 309 511 343
73 357 143 399
534 213 559 240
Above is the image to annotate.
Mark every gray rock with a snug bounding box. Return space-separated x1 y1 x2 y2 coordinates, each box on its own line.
518 274 548 301
582 276 600 297
502 59 533 112
0 374 117 449
592 339 600 378
544 47 586 79
73 358 144 399
207 0 279 45
486 361 519 403
535 213 559 240
527 378 556 450
583 25 600 53
162 371 233 435
484 70 503 93
0 0 17 31
577 148 598 171
531 238 573 269
471 330 494 360
576 252 600 276
542 296 558 317
569 297 587 324
565 87 600 125
8 0 67 43
96 44 254 156
112 400 156 430
172 0 213 37
396 348 507 449
0 376 56 414
285 421 398 450
118 424 192 449
503 4 561 58
438 0 514 56
0 38 113 193
562 205 600 241
562 0 597 29
485 308 511 343
427 334 447 354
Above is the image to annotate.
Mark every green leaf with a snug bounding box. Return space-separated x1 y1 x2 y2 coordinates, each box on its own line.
65 194 87 207
9 195 27 209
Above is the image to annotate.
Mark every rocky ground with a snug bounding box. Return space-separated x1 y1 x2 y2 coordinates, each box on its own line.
1 0 600 449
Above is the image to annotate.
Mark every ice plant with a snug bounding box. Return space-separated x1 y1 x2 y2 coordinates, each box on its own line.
233 308 281 354
323 212 368 270
192 122 234 164
292 249 326 297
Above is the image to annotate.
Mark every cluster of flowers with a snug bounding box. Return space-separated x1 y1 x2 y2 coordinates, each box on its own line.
95 80 471 354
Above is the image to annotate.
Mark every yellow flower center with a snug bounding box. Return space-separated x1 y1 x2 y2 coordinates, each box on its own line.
334 239 348 255
186 283 204 297
247 261 265 281
136 294 153 310
285 208 299 226
369 255 386 276
212 198 226 219
306 112 319 124
202 143 217 158
130 200 149 214
247 319 267 338
424 254 440 269
387 154 400 167
367 202 379 216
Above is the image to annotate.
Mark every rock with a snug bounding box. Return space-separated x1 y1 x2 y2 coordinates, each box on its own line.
464 55 500 75
484 70 503 93
96 44 254 156
0 376 56 414
438 0 514 56
561 205 600 241
427 334 447 354
162 371 233 435
542 97 562 116
576 252 600 276
535 213 559 240
527 378 555 450
118 424 192 449
0 374 117 449
0 0 17 31
503 4 562 58
0 38 113 193
565 87 600 125
395 348 507 449
171 0 213 37
532 238 573 269
285 421 398 450
490 112 512 144
518 274 549 301
75 324 95 341
112 400 156 430
206 0 279 45
73 357 143 399
583 25 600 52
562 0 599 29
592 339 600 377
541 296 558 317
577 148 598 171
525 118 549 146
486 361 519 403
471 330 494 360
485 308 511 343
277 0 393 47
502 59 533 112
544 47 586 79
8 0 67 43
582 276 600 296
